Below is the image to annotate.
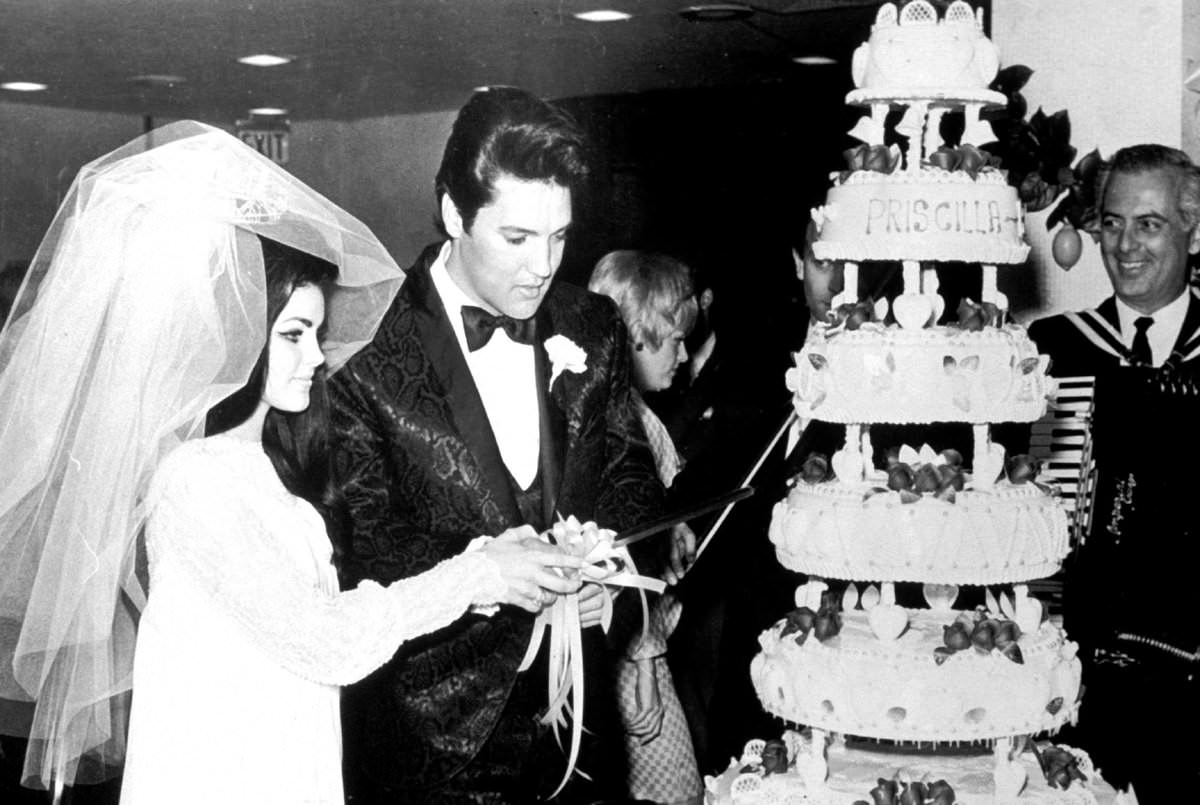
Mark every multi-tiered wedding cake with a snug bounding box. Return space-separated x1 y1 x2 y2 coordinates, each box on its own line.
709 2 1129 803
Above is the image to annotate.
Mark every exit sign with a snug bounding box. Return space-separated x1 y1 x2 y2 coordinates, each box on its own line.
236 119 290 165
238 128 289 164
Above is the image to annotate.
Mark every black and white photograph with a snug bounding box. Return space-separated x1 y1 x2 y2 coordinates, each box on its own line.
2 1 1197 803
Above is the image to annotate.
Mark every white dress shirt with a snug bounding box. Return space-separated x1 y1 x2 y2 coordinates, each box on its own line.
429 243 540 490
1114 289 1191 367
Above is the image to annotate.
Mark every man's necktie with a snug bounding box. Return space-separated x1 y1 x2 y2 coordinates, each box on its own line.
1131 316 1154 366
461 305 536 352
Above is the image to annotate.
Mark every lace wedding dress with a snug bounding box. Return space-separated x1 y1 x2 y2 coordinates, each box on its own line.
120 434 504 804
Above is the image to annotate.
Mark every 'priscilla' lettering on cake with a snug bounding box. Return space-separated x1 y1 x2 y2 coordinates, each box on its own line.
865 198 1009 236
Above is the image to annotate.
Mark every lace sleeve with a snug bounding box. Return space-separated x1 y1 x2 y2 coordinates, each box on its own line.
145 445 509 686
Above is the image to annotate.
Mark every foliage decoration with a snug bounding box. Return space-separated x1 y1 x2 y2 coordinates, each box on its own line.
979 65 1105 234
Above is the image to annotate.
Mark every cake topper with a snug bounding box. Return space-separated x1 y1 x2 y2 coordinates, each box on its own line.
846 0 1003 172
851 0 998 93
869 1 984 33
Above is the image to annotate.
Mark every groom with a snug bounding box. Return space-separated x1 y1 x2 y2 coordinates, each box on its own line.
329 87 667 803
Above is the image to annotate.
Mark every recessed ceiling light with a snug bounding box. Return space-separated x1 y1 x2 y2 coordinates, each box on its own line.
679 4 753 22
573 10 631 22
1 81 48 92
248 107 289 116
130 74 187 87
238 54 293 67
792 56 837 66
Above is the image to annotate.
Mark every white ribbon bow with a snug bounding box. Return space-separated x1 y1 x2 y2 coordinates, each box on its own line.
517 516 666 798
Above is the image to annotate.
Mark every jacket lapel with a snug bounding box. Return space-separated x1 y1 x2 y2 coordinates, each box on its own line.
1063 297 1128 365
1170 289 1200 363
1096 296 1120 331
534 302 568 527
407 253 522 526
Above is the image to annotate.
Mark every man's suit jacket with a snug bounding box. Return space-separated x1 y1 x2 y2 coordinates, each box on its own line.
1028 291 1200 378
328 243 666 791
1028 290 1200 654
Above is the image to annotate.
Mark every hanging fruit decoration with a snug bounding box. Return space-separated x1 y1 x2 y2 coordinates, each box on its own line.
980 65 1106 272
1051 223 1083 269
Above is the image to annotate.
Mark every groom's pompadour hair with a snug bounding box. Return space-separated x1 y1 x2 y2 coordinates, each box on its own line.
435 86 591 231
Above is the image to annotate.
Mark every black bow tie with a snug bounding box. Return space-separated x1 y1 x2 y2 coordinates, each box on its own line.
461 305 537 352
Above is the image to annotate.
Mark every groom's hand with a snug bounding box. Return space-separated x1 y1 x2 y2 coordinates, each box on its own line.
576 583 607 628
485 526 583 613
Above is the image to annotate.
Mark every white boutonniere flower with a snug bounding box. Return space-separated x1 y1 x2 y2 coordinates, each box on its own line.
545 334 587 391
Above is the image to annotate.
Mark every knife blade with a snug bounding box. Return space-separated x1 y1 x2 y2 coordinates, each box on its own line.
612 485 755 548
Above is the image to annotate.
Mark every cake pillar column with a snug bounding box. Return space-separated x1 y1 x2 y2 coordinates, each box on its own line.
981 265 1008 318
972 423 1004 489
924 106 948 163
922 265 945 325
902 261 919 295
832 424 865 483
981 265 998 304
797 727 830 787
896 101 927 171
833 262 860 311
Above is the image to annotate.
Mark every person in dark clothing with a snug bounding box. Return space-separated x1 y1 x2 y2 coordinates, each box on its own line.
329 87 670 803
1028 143 1200 801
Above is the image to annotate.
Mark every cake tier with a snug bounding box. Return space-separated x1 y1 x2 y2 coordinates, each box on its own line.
785 323 1052 425
751 608 1081 744
705 740 1123 804
811 169 1029 265
849 1 1001 99
847 87 1007 106
769 481 1069 585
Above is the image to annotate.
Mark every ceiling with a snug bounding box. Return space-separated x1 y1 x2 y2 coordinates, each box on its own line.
0 0 890 123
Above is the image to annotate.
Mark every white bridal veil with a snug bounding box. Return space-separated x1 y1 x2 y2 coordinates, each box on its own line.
0 121 404 791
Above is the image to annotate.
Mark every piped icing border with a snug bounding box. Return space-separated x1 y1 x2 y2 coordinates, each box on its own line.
768 482 1069 585
751 608 1081 743
786 325 1053 425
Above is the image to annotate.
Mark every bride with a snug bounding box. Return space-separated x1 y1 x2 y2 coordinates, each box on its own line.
0 122 581 804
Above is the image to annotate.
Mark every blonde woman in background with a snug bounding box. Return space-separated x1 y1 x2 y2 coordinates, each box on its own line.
589 250 703 805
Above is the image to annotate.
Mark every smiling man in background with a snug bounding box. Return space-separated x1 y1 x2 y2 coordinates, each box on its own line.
1028 143 1200 800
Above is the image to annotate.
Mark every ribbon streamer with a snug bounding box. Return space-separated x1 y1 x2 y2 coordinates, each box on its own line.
518 520 666 799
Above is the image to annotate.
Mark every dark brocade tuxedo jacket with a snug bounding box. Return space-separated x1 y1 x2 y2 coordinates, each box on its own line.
327 243 666 794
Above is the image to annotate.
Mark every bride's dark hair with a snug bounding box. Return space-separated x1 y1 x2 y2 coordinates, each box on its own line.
205 235 345 538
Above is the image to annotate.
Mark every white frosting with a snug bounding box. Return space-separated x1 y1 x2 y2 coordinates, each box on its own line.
751 609 1081 744
786 324 1054 426
746 6 1114 800
769 481 1070 585
811 170 1029 265
706 740 1120 805
847 86 1008 105
849 1 1002 96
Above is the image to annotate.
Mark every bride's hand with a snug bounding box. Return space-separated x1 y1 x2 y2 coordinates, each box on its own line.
482 526 583 613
